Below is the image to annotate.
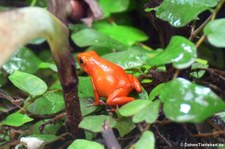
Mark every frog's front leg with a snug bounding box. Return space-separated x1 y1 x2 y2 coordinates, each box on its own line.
106 88 135 106
88 76 105 106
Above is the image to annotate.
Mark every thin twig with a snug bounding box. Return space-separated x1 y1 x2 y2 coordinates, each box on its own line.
189 15 212 41
192 130 225 137
195 0 225 47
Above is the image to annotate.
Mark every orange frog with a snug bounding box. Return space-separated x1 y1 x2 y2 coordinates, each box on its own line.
77 50 142 106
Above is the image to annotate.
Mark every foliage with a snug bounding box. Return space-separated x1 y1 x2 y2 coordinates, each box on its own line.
0 0 225 148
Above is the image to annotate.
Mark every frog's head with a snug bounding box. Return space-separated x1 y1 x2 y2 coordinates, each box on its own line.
77 50 99 75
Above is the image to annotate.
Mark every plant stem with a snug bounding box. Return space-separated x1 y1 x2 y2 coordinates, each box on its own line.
0 7 83 138
195 0 225 47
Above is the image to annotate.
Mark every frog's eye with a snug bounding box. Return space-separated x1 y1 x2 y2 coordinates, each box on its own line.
79 57 84 64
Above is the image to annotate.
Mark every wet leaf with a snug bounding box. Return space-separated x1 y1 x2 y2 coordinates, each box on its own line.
134 131 155 149
32 120 62 135
2 113 33 127
94 22 148 46
79 115 116 133
156 0 218 27
204 19 225 47
71 28 127 51
27 92 65 115
115 118 135 137
160 78 225 123
3 47 42 74
132 100 160 124
79 97 97 116
78 77 93 97
103 46 161 69
149 83 165 101
99 0 130 17
118 100 151 117
148 36 197 69
68 139 104 149
9 71 47 97
38 62 57 72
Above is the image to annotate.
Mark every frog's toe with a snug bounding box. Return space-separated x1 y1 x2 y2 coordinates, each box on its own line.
99 100 106 105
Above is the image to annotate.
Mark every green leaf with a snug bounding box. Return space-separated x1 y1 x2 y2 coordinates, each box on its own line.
190 61 208 79
148 36 197 69
38 62 57 72
0 71 7 87
156 0 218 27
2 113 33 127
160 78 225 123
134 131 155 149
9 71 47 97
79 115 116 133
115 118 135 137
68 139 104 149
99 0 130 17
71 28 127 51
204 19 225 48
132 100 160 124
149 83 165 101
136 87 149 100
79 97 97 116
2 47 42 74
27 92 65 115
32 120 62 135
78 77 93 97
94 22 148 46
103 46 161 69
118 100 151 117
30 134 57 143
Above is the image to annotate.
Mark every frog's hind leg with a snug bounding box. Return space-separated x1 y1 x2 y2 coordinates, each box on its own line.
106 88 135 106
128 74 142 93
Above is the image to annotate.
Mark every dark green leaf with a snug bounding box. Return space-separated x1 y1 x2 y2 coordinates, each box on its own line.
149 83 165 101
78 77 94 97
132 100 160 124
3 47 42 74
94 22 148 46
38 62 57 72
204 19 225 47
79 97 97 116
2 113 33 126
27 92 65 115
79 115 116 133
68 139 104 149
71 28 127 51
148 36 197 69
0 71 7 87
32 120 62 135
134 131 155 149
103 46 161 69
156 0 218 27
50 80 62 90
99 0 130 17
9 71 47 96
136 87 148 100
115 118 135 137
190 60 208 79
118 100 151 117
160 78 225 123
